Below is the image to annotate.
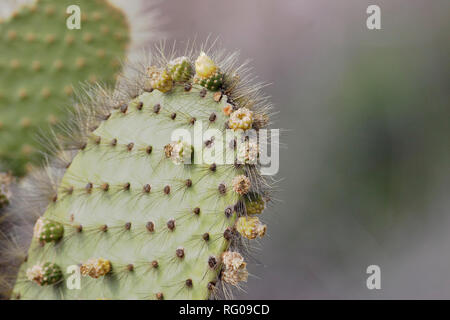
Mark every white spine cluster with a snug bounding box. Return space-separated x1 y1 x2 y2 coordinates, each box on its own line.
26 264 43 284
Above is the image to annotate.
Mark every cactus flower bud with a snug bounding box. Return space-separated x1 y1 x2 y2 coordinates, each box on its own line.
236 216 267 239
245 193 266 215
195 52 217 79
168 56 193 82
221 251 248 285
80 258 111 279
232 175 251 195
27 262 62 286
33 218 64 243
148 67 173 93
229 108 253 130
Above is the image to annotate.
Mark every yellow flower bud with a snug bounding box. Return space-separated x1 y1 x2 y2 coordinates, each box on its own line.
229 108 253 131
80 258 111 278
236 216 267 239
195 52 217 79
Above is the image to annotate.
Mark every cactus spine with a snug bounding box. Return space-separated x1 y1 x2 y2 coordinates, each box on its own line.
4 45 273 300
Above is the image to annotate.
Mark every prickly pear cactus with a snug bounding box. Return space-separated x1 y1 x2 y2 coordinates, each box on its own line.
0 0 130 176
6 47 273 300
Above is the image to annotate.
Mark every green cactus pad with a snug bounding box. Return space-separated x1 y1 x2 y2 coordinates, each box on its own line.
195 72 224 91
0 0 129 176
6 47 274 300
13 84 247 299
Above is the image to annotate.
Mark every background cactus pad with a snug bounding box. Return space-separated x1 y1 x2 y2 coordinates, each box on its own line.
0 0 129 175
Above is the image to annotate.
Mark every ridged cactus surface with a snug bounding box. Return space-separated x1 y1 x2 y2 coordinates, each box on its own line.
7 47 272 300
0 0 129 175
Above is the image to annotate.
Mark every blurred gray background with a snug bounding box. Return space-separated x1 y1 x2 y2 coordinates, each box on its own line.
157 0 450 299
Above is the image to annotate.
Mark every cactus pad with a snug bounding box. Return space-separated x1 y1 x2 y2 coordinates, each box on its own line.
5 45 274 300
0 0 129 175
